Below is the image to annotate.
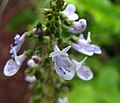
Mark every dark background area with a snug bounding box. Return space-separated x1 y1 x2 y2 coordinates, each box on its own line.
0 0 33 103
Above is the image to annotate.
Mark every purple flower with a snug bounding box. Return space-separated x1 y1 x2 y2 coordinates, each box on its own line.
9 33 25 53
49 45 75 80
70 19 87 34
62 4 78 20
72 32 102 56
3 33 26 76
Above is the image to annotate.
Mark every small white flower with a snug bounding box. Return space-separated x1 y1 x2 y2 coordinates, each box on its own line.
14 34 25 45
72 57 93 80
27 55 41 67
49 45 75 80
70 19 87 34
25 75 36 83
3 59 21 76
27 59 35 67
58 97 69 103
9 33 25 53
62 4 78 20
72 32 102 56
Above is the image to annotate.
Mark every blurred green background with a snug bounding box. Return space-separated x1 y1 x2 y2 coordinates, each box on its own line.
0 0 120 103
66 0 120 103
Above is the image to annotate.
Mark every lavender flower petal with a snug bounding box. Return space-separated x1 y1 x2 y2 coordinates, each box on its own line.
72 57 93 80
3 59 20 76
70 19 87 34
77 65 93 80
54 56 75 80
62 4 78 20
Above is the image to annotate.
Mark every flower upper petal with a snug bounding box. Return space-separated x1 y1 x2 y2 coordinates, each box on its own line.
61 46 71 56
49 45 60 57
72 57 88 71
87 32 91 43
62 4 78 20
14 34 25 47
72 43 94 56
79 33 84 39
14 34 20 44
49 45 71 58
11 34 26 53
70 19 87 34
63 4 76 13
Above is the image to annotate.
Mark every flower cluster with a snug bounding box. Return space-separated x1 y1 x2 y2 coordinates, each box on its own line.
3 2 101 81
3 0 102 102
49 4 101 81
